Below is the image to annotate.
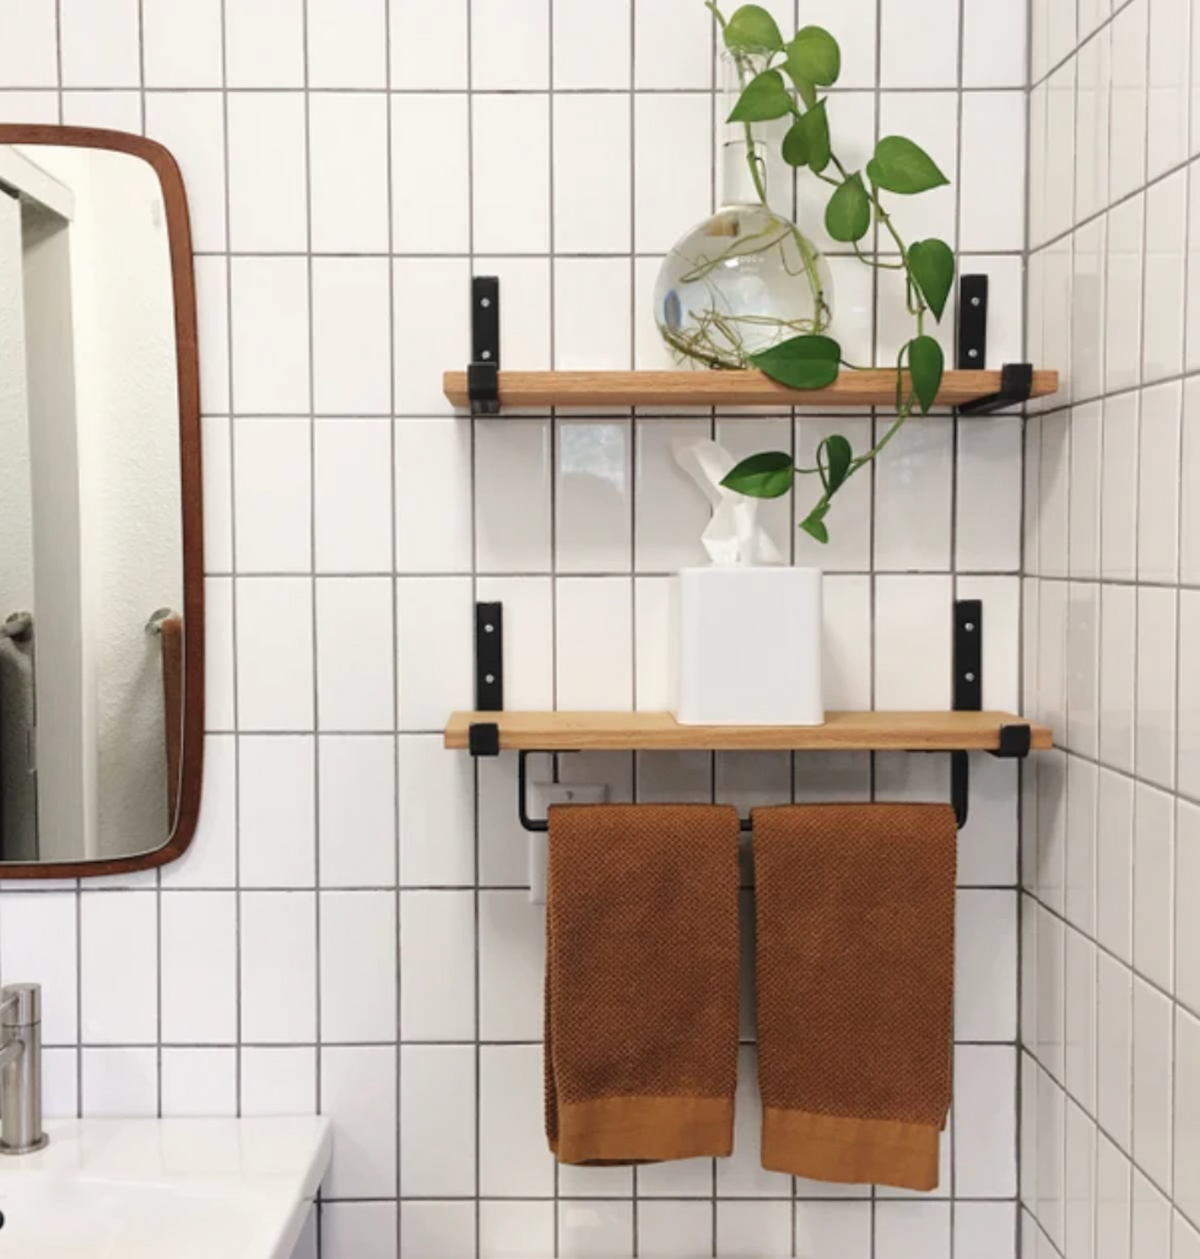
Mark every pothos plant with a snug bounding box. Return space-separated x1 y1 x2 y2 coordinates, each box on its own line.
707 3 956 544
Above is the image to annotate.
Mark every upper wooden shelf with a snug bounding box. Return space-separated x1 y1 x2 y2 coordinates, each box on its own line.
444 710 1054 754
442 369 1060 411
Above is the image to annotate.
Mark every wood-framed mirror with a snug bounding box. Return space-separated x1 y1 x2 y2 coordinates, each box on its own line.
0 125 204 879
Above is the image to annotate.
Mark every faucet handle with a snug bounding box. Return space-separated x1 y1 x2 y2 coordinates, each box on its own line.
0 985 40 1027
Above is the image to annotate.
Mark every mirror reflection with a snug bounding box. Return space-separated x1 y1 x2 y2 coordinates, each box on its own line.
0 141 184 866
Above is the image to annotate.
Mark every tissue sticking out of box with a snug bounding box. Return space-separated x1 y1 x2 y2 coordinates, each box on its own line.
674 438 784 567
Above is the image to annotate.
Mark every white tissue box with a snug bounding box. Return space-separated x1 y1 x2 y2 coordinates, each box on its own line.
670 566 824 726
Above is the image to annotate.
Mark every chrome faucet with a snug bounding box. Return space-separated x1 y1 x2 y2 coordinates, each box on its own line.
0 984 46 1154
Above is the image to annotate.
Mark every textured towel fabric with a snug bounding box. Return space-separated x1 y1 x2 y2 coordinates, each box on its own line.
752 803 957 1192
545 804 741 1165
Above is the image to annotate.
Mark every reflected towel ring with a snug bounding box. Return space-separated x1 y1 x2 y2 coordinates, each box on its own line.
0 612 33 643
145 608 179 636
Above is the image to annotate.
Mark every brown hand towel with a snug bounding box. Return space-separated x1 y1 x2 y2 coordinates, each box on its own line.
753 803 957 1192
545 803 741 1165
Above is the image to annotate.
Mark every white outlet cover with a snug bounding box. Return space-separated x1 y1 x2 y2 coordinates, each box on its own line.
526 781 608 904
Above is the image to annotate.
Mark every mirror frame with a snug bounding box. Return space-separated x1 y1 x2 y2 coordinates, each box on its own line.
0 125 205 879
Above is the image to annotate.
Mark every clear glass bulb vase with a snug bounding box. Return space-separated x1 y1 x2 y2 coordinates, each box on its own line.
654 50 833 371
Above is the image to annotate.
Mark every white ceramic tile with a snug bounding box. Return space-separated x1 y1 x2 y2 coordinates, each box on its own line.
1099 583 1137 774
1098 1134 1133 1259
400 891 475 1042
793 1202 873 1259
1105 197 1146 396
328 1204 399 1259
553 0 630 88
1144 173 1188 384
475 578 555 712
240 891 318 1043
143 0 221 86
822 575 872 712
554 95 631 255
476 255 554 372
1036 1067 1066 1248
80 893 157 1044
559 1160 633 1201
636 1150 715 1199
1178 1213 1200 1259
632 419 711 572
1138 382 1183 583
1029 86 1049 251
874 418 954 572
633 0 713 88
322 1045 398 1199
1098 952 1134 1153
0 893 78 1044
473 95 550 254
556 578 634 709
794 418 872 572
715 1200 790 1257
241 1047 317 1116
395 577 474 731
320 892 397 1043
1070 403 1103 579
390 0 467 89
1177 1008 1200 1225
233 418 312 574
59 0 138 86
955 1045 1018 1198
1188 174 1200 374
309 94 389 254
231 257 311 414
160 1048 237 1117
1044 64 1078 244
874 1202 952 1259
1134 782 1176 991
479 890 543 1041
1110 0 1150 202
1038 413 1071 578
201 417 233 573
1097 768 1135 963
1178 800 1200 1022
312 258 392 416
1066 755 1098 932
59 89 135 129
875 93 958 245
239 736 316 888
391 95 470 254
637 1201 712 1259
557 1202 632 1259
958 418 1024 572
880 0 958 86
1131 977 1174 1194
1040 241 1075 412
1065 927 1098 1114
953 1204 1016 1259
392 257 471 414
226 0 305 86
160 893 237 1044
318 735 396 888
144 92 229 256
1076 33 1112 226
391 419 472 574
1067 586 1101 760
307 0 386 88
1037 903 1067 1081
1073 223 1107 404
957 891 1018 1043
874 576 953 709
1184 380 1200 581
554 259 633 370
470 0 548 88
398 734 475 887
0 0 58 86
81 1049 158 1117
1133 1167 1173 1257
227 94 308 253
479 1044 555 1197
316 578 394 732
475 420 553 573
314 419 393 574
1035 750 1068 918
634 94 712 253
165 733 237 889
1065 1098 1097 1259
1136 586 1178 790
960 93 1027 252
479 1202 555 1259
556 421 633 572
236 578 315 732
1148 0 1190 176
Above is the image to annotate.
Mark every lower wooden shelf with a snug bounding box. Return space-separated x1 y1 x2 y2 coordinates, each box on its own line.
443 710 1054 754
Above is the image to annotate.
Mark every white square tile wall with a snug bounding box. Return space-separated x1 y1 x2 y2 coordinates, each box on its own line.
1024 0 1200 1252
1 0 1031 1256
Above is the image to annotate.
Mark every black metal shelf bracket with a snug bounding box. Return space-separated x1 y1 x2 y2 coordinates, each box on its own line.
468 275 501 415
471 599 1033 833
954 273 1034 416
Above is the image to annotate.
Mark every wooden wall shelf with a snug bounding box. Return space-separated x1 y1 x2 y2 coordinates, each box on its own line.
442 368 1060 412
444 710 1054 754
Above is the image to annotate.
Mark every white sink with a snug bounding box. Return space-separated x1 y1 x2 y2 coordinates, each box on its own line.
0 1116 332 1258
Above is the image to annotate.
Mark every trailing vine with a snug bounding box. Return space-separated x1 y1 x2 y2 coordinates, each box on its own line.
704 3 956 543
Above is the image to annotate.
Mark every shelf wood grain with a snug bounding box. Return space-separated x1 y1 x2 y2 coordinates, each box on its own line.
442 368 1059 410
444 710 1054 753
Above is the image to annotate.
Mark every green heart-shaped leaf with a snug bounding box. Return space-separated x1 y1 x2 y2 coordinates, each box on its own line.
866 136 950 195
800 503 830 544
908 336 945 415
750 334 842 390
800 100 831 174
781 119 810 167
907 239 956 321
728 69 793 123
825 172 871 242
720 451 796 499
722 4 784 52
820 435 853 493
786 26 841 86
